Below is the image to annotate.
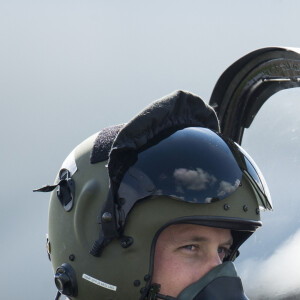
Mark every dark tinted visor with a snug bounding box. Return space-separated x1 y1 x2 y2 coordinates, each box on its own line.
118 128 272 214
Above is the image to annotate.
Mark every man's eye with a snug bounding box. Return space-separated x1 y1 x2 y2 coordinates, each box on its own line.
181 244 198 251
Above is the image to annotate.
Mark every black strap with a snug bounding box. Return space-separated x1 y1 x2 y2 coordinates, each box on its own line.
89 189 119 256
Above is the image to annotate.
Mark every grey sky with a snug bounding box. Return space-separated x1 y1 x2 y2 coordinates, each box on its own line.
1 1 300 299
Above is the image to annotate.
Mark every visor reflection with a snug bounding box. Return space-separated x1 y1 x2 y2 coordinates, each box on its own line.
118 127 272 214
119 128 247 211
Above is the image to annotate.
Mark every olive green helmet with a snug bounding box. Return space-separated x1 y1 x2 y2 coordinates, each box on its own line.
43 91 272 300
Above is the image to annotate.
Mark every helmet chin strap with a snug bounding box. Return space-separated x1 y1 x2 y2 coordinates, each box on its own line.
147 284 177 300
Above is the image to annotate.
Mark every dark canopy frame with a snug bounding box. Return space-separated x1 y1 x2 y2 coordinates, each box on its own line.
209 47 300 144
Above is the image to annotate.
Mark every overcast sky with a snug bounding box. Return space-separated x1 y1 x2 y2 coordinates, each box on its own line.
1 1 300 299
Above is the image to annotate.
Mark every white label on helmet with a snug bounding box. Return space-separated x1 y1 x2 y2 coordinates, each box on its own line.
61 150 77 176
82 274 117 291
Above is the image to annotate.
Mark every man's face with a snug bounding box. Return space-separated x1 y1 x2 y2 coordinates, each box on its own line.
152 224 233 297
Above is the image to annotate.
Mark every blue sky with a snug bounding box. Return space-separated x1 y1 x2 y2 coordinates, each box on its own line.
1 1 300 299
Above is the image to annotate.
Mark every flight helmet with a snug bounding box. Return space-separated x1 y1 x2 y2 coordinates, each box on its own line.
38 91 271 299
